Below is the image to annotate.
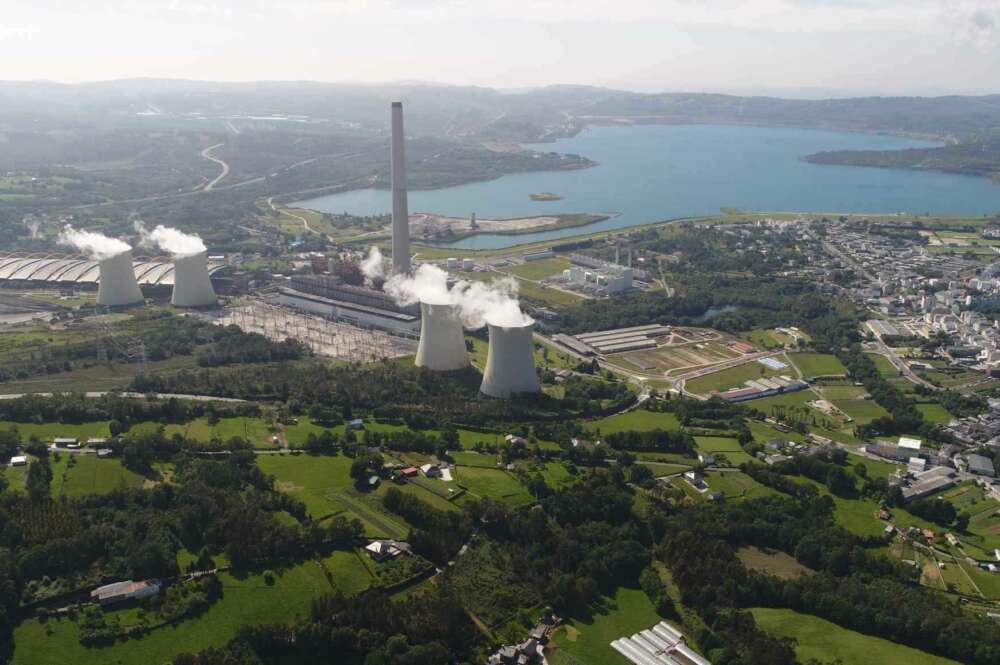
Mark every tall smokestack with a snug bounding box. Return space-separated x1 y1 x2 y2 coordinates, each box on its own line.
391 101 410 275
97 251 143 307
479 319 540 398
171 251 217 307
415 300 469 371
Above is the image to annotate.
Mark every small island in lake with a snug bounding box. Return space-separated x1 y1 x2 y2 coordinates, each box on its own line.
529 192 563 201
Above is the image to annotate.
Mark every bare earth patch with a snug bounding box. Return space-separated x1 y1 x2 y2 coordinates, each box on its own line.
737 546 814 580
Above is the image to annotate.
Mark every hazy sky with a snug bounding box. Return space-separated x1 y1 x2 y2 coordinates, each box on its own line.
2 0 999 96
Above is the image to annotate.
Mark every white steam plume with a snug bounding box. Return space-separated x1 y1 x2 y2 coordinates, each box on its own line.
360 246 385 286
135 221 207 258
58 225 131 261
384 259 532 328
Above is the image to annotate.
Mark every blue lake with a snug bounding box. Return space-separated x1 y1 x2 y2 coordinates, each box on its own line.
295 124 1000 250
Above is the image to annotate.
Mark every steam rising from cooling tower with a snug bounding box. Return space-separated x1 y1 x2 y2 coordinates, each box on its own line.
58 225 143 306
390 101 411 276
134 221 207 258
380 257 537 392
385 262 531 329
135 222 216 307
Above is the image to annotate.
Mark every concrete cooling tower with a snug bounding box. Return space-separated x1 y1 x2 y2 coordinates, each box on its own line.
171 252 217 307
479 319 541 398
97 251 143 307
415 300 469 371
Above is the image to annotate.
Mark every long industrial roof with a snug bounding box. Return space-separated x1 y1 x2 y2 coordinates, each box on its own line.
0 252 226 286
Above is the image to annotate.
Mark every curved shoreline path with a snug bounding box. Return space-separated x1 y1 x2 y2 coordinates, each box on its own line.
201 143 229 191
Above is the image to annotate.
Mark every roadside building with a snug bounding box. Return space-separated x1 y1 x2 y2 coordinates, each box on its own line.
10 455 27 467
967 454 996 477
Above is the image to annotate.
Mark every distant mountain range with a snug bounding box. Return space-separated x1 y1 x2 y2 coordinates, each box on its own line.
4 79 1000 143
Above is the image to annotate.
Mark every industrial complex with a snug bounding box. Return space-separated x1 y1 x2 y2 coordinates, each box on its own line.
0 251 230 305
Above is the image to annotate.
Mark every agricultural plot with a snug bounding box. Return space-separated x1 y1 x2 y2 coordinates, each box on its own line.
0 420 111 442
865 353 899 378
454 466 533 507
705 471 780 500
750 608 958 665
507 257 571 280
832 399 889 425
585 409 680 435
166 417 276 448
12 563 331 665
60 456 145 497
737 546 813 580
549 587 666 665
916 403 954 425
320 549 374 596
695 437 752 466
787 352 846 378
257 454 408 537
685 359 786 394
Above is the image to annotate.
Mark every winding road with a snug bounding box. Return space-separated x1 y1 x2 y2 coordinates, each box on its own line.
201 143 229 191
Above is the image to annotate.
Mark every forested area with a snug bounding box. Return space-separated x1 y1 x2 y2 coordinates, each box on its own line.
132 361 634 428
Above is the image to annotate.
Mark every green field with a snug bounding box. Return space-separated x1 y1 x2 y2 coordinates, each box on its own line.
0 420 111 442
60 455 145 496
13 564 331 665
455 466 533 507
750 608 958 665
866 353 900 378
507 257 571 280
916 403 954 425
685 359 786 395
257 454 409 538
585 410 680 435
833 399 889 424
788 352 847 378
705 471 780 500
321 549 374 596
693 436 742 453
550 587 666 665
168 416 276 448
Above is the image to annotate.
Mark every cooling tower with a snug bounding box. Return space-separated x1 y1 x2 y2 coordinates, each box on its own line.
415 300 469 371
479 319 541 398
171 251 217 307
390 101 411 276
97 251 143 307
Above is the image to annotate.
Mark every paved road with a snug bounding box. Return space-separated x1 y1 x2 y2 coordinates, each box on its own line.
870 336 936 389
201 143 229 191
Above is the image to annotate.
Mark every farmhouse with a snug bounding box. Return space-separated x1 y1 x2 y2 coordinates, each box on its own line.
365 540 403 562
90 579 160 605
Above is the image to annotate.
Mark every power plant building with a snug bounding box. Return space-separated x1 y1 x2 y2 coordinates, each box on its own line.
171 251 217 307
0 252 230 294
415 300 469 371
97 251 144 306
277 274 419 336
480 319 541 398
